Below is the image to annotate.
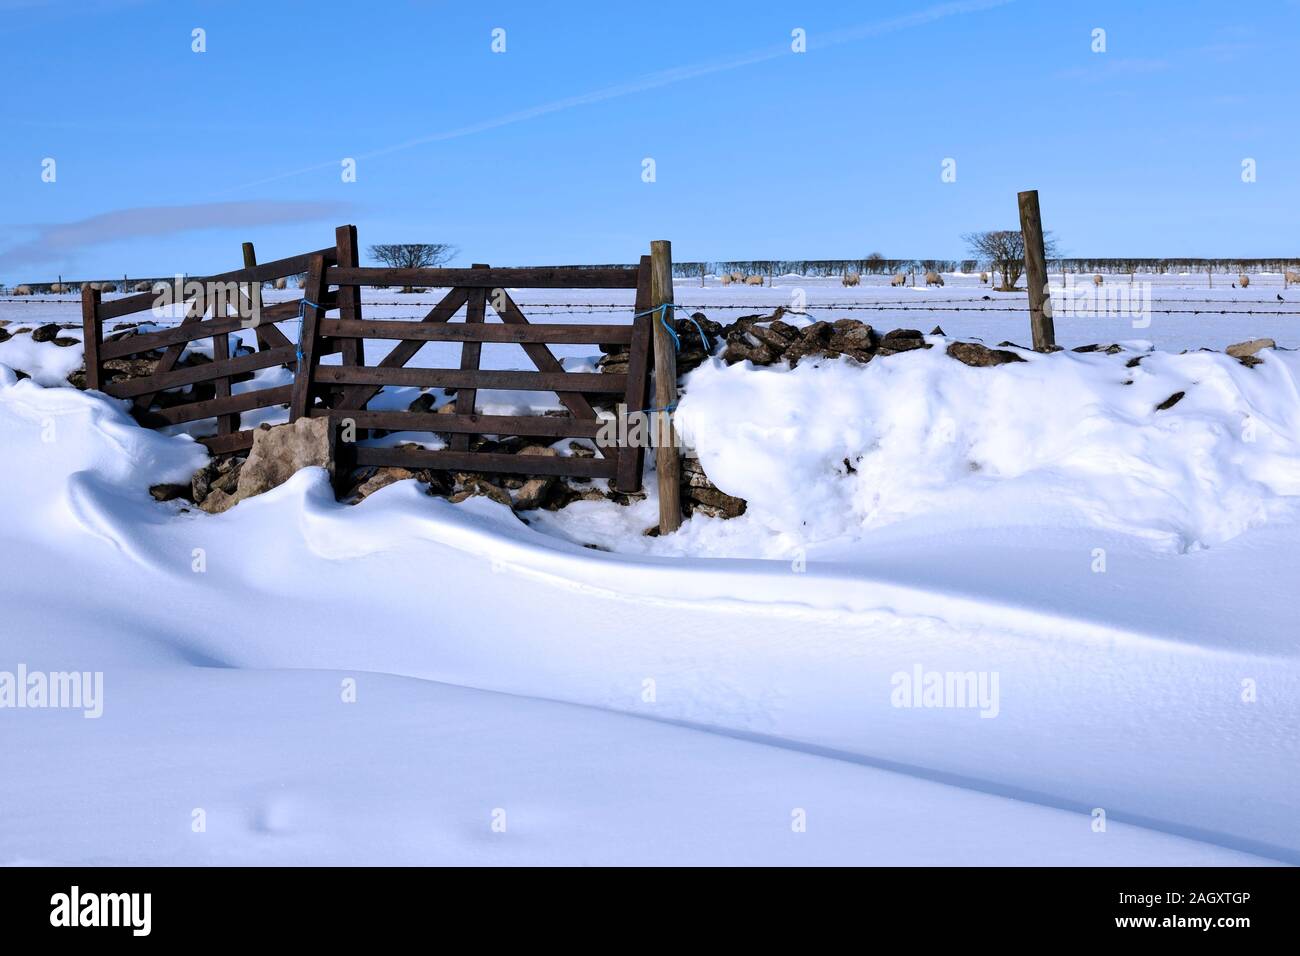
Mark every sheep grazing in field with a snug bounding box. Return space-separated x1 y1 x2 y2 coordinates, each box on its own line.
98 283 116 293
719 274 734 286
743 275 763 286
13 285 32 296
924 271 944 287
1285 271 1300 287
841 273 861 287
980 272 989 284
1238 274 1250 288
273 277 288 290
729 272 743 282
48 283 66 293
132 281 152 292
890 273 907 287
1093 274 1104 287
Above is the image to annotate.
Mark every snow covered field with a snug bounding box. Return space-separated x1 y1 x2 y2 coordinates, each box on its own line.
1 275 1297 865
6 269 1299 354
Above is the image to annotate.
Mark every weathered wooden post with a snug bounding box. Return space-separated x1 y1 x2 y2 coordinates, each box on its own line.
241 239 258 326
1017 189 1056 350
80 284 103 392
289 255 329 421
334 225 365 371
650 240 681 534
450 263 490 452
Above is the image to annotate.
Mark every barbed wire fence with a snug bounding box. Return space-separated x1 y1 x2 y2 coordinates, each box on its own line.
5 296 1300 327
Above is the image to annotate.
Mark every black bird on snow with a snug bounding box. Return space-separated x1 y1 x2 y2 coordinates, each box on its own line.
1278 294 1285 302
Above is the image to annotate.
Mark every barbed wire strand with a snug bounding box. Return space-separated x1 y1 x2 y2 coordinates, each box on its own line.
7 298 1300 330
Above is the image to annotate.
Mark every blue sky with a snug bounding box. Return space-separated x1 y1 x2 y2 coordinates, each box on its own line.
2 0 1298 281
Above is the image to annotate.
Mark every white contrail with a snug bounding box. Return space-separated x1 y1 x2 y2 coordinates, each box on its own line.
220 0 1012 194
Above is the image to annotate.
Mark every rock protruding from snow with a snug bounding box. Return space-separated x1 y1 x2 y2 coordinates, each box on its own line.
945 342 1026 367
191 456 243 510
243 418 335 490
148 483 189 502
511 446 559 511
199 418 334 514
877 328 928 355
448 476 513 507
348 466 415 504
1226 338 1275 359
681 457 747 518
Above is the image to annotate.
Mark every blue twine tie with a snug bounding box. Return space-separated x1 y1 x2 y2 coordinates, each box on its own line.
295 298 326 366
633 302 711 352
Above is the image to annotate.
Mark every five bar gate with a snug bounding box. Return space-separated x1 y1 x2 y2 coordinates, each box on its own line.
294 254 653 493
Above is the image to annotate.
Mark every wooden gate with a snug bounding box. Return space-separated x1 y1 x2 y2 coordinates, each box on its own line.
81 245 341 455
294 257 654 493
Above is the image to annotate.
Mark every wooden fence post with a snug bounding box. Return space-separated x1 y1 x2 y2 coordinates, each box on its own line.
239 239 294 353
289 255 328 421
80 285 103 392
450 264 489 451
241 241 260 343
650 240 681 534
614 255 653 495
1017 189 1056 351
334 225 365 371
242 241 257 307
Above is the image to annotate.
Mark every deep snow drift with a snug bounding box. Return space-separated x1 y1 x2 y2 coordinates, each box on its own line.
1 281 1297 865
675 342 1300 553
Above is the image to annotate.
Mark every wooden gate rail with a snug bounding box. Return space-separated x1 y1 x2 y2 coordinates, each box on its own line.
328 267 642 289
296 256 653 492
82 245 340 456
94 247 337 322
312 367 624 392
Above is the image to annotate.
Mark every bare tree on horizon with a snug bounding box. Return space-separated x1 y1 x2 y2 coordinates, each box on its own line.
368 243 458 293
964 230 1059 291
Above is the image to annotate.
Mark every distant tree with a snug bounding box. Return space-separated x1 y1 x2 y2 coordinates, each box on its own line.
963 230 1058 291
368 243 458 293
368 243 457 269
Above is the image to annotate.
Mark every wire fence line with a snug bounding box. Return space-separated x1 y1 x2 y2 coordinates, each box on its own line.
6 296 1300 327
8 297 1295 308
